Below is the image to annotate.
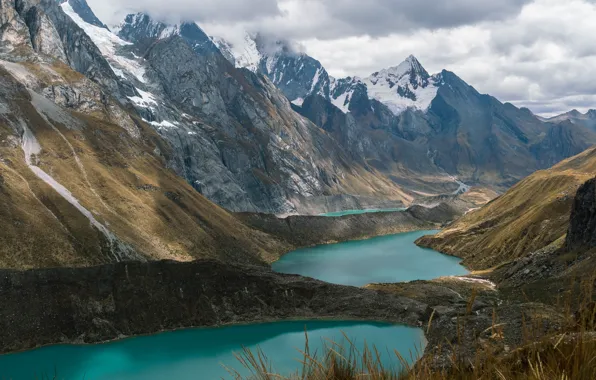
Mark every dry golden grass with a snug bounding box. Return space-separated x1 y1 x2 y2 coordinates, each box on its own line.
234 278 596 380
0 67 289 269
418 147 596 270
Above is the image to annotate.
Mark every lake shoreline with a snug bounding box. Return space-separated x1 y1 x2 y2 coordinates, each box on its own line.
236 201 464 263
0 259 433 356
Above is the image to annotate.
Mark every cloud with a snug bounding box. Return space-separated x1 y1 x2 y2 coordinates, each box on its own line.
87 0 280 26
288 0 596 116
321 0 531 38
85 0 596 116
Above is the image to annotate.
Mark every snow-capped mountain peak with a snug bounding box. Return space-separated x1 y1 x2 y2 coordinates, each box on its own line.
116 13 178 43
60 2 147 84
59 0 108 30
359 55 438 114
219 34 440 116
231 34 262 72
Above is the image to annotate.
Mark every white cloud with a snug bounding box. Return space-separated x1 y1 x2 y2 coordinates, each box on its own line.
86 0 596 116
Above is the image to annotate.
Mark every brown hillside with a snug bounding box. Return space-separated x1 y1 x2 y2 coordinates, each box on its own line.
417 146 596 270
0 65 288 269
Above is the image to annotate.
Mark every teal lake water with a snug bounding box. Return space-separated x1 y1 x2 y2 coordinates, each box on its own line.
272 230 468 286
1 230 466 379
320 208 406 217
0 321 425 380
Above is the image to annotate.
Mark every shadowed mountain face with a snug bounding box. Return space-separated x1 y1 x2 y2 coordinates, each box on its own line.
565 177 596 252
230 36 596 193
113 15 412 214
1 0 594 224
541 109 596 132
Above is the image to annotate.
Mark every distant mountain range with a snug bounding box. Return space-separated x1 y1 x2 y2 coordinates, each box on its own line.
217 33 596 192
538 109 596 132
0 0 594 222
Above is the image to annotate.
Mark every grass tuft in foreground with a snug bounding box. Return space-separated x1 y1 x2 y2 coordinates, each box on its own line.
232 278 596 379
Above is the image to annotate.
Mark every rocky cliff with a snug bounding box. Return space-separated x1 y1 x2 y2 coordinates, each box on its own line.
565 177 596 251
229 35 596 194
237 202 459 250
0 259 430 354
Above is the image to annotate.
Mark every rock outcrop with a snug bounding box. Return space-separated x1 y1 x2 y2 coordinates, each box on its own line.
0 259 430 354
565 177 596 251
237 202 459 250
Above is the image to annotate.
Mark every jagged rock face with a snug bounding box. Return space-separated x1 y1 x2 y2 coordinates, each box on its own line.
108 12 409 214
140 34 366 213
117 14 219 56
300 67 596 191
0 0 34 50
565 178 596 251
259 50 332 105
18 4 66 61
59 0 106 29
229 38 596 191
211 36 235 64
117 13 171 42
1 0 124 96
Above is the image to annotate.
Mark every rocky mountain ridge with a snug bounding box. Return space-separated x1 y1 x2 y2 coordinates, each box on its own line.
3 0 596 221
57 1 596 214
54 2 421 215
540 108 596 132
221 33 596 192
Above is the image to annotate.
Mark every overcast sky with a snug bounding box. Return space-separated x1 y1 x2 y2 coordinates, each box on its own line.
89 0 596 116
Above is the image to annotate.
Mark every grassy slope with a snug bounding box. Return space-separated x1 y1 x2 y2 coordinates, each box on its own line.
0 65 288 269
417 146 596 270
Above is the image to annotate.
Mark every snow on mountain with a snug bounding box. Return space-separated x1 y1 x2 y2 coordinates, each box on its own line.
211 36 236 64
359 55 439 115
231 34 262 72
221 33 440 116
59 0 108 30
116 13 176 42
60 2 147 83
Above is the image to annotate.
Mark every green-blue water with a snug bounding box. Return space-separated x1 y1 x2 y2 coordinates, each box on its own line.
272 230 468 286
0 321 425 380
2 230 463 379
320 208 406 217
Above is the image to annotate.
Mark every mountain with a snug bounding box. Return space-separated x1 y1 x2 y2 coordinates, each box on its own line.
417 146 596 270
6 0 594 220
0 0 310 268
58 0 108 29
224 35 596 192
56 3 421 215
541 109 596 132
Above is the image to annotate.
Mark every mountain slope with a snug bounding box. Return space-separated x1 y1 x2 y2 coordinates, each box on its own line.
0 1 299 268
541 109 596 132
109 12 417 214
228 36 596 192
417 146 596 270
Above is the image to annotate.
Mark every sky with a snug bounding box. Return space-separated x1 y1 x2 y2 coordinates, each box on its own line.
88 0 596 117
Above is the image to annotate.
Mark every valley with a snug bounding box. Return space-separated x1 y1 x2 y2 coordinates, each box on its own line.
0 0 593 379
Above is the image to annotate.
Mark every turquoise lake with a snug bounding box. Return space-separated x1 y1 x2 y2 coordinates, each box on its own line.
272 230 468 286
320 208 406 217
0 321 425 380
1 230 467 379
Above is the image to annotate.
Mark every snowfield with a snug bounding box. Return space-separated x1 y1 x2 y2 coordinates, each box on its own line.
61 2 147 83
